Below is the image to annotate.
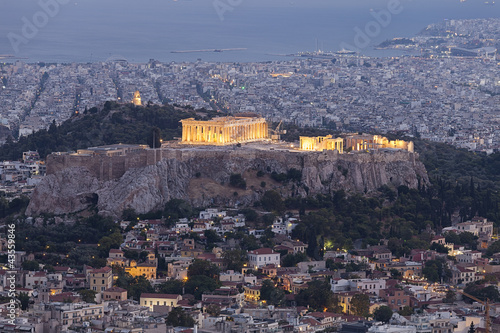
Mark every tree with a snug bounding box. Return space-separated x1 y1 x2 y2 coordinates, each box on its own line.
282 252 308 267
398 306 414 316
459 232 478 250
222 249 247 271
430 242 449 254
78 289 97 303
260 280 284 306
229 174 246 189
205 304 221 316
239 208 258 222
163 199 194 224
443 290 456 303
468 322 475 333
149 126 162 148
21 260 40 271
184 275 219 300
98 231 123 256
350 294 370 317
423 259 450 283
115 274 154 301
18 292 30 310
204 229 222 246
261 190 285 213
486 240 500 257
295 280 340 312
158 280 184 295
188 260 219 279
166 307 195 327
373 305 393 323
463 283 500 303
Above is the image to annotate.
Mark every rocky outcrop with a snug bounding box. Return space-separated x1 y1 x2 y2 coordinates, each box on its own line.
26 146 429 218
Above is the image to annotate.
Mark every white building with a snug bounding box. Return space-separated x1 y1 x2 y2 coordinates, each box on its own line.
368 324 416 333
456 250 482 264
331 278 386 295
248 248 280 269
199 208 227 220
219 270 243 282
271 217 299 235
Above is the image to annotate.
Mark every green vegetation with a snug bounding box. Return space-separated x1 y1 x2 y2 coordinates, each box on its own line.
463 281 500 303
261 190 285 213
78 289 97 303
295 279 341 312
0 102 216 160
13 215 120 269
187 259 219 279
259 279 285 306
222 249 247 272
115 272 154 301
158 280 184 295
229 173 247 189
281 252 308 267
184 275 220 300
350 294 370 317
373 305 393 322
166 307 196 327
422 259 451 283
0 196 30 219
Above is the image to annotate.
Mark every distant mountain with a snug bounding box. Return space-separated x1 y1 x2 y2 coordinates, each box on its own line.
0 102 215 161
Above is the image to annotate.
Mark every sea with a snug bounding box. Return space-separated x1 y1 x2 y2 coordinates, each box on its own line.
1 0 499 63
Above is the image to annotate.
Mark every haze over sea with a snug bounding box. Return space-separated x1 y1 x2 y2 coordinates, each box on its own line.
1 0 499 63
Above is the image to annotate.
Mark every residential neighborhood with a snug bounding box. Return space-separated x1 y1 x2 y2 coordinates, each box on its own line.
0 207 499 333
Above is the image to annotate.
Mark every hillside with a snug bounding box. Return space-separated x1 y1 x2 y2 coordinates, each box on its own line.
2 102 500 228
27 146 427 218
0 102 216 160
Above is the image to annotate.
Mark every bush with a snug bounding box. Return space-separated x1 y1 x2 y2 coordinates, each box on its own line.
230 174 247 189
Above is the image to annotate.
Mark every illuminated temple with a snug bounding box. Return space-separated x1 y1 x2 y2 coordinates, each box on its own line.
300 134 414 153
132 91 142 106
300 135 344 153
180 117 269 145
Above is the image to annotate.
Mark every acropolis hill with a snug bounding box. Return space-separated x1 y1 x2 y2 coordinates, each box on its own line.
27 117 427 218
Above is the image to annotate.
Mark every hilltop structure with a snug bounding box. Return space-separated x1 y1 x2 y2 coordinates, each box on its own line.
300 134 414 153
180 116 268 145
300 135 344 153
132 90 142 106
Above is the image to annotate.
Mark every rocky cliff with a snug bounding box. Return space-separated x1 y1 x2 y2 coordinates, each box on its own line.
26 145 429 218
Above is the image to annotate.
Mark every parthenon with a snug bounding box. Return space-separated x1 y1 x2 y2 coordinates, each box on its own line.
180 117 269 145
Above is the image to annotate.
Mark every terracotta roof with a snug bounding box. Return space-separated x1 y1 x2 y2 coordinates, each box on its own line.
248 248 275 255
105 287 127 293
90 266 112 273
140 293 181 299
